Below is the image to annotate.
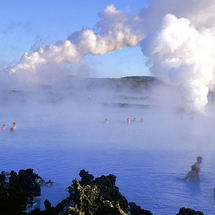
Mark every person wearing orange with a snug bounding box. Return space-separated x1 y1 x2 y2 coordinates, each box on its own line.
194 156 202 174
13 122 16 130
104 119 109 123
10 122 16 131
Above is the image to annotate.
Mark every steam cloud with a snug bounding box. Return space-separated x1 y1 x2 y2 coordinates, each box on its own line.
11 5 144 74
140 14 215 113
9 0 215 112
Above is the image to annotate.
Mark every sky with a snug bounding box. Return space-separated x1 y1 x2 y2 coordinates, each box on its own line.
0 0 149 78
1 0 215 113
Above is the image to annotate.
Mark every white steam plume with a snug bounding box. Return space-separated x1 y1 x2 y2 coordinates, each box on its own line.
137 0 215 113
139 0 215 32
9 0 215 112
140 14 215 112
11 5 144 74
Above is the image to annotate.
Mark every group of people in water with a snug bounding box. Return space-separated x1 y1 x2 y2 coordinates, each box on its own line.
104 118 145 124
127 117 145 123
177 156 202 182
2 119 203 183
1 122 16 131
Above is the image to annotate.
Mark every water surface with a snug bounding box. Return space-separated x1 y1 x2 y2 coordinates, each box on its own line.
1 96 215 214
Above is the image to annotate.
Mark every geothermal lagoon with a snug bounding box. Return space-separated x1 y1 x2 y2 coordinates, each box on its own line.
1 77 215 214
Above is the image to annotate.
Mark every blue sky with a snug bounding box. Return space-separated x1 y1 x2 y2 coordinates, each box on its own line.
0 0 150 78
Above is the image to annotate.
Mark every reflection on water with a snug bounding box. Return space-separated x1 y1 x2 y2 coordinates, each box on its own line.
1 101 215 214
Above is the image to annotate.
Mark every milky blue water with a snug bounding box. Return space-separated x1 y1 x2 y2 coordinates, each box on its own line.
1 94 215 214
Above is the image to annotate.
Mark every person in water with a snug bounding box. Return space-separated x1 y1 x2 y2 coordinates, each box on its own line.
1 124 6 130
104 119 109 123
140 118 144 122
194 156 202 175
13 122 16 130
132 118 137 122
127 118 130 124
177 165 200 182
10 122 16 131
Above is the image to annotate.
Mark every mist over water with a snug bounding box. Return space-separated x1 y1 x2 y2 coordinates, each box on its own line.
6 0 215 114
1 81 215 214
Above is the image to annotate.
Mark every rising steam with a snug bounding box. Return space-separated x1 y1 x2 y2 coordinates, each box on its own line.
8 1 215 112
140 14 215 112
11 5 144 74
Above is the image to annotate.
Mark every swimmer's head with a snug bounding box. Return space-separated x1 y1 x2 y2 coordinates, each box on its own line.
197 156 202 162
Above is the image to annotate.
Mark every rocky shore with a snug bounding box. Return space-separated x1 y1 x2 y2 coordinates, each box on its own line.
0 169 204 215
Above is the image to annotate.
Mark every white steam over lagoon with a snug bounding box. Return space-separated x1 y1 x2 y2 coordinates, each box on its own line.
1 0 215 214
7 0 215 113
1 78 215 214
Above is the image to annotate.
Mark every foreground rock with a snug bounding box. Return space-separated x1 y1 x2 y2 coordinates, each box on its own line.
0 169 204 215
28 169 152 215
177 207 204 215
0 169 52 215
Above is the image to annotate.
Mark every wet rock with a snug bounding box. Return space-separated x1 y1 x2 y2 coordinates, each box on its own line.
36 178 53 187
0 168 52 215
0 171 6 184
129 202 153 215
66 171 129 214
79 169 94 186
0 168 205 215
44 199 52 211
177 207 204 215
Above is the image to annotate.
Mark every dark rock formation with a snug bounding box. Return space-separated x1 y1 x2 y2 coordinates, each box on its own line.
0 171 6 184
28 169 149 215
129 202 152 215
177 207 204 215
67 171 129 215
0 168 52 215
0 169 205 215
79 169 94 186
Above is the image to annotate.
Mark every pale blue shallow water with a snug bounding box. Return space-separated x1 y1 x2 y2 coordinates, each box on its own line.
1 99 215 215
